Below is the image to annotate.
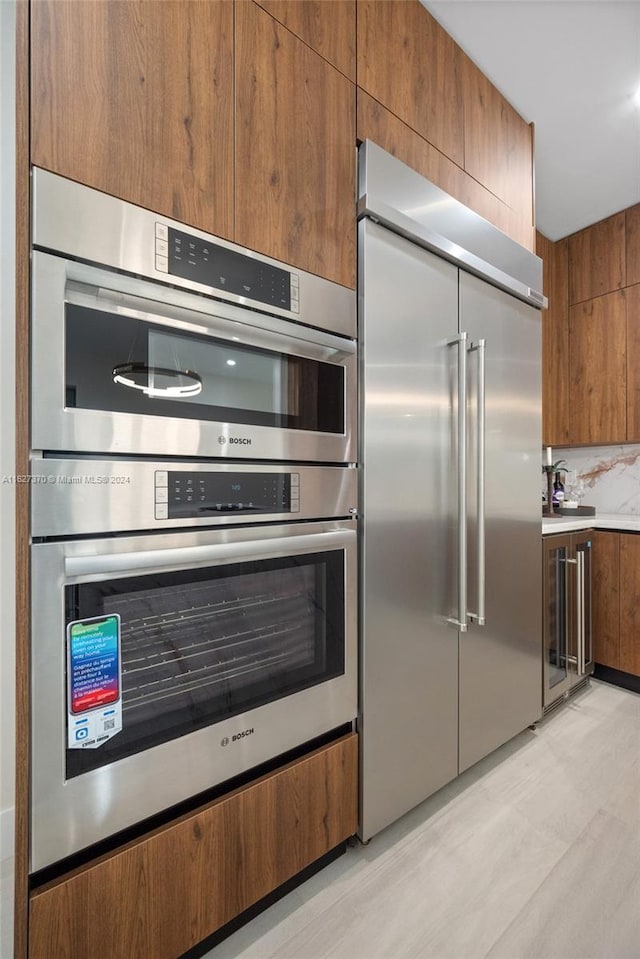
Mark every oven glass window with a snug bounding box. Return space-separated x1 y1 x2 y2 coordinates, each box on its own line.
65 550 345 779
65 304 344 433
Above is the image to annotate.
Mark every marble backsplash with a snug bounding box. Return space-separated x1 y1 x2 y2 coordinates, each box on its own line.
548 445 640 514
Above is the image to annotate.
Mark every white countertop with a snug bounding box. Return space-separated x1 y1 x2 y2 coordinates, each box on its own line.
542 511 640 534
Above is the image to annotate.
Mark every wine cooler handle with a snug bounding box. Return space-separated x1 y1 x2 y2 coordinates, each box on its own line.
576 549 585 675
468 338 486 626
448 332 468 632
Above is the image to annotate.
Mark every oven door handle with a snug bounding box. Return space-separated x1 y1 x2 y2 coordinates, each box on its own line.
64 529 356 578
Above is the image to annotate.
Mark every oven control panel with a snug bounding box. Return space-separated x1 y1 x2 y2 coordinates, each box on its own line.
154 225 300 314
154 471 299 521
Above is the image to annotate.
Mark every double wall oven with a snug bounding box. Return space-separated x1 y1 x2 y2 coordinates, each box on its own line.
29 170 357 873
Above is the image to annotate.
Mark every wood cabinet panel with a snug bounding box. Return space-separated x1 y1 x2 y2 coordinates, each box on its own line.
357 0 464 167
235 1 355 288
31 0 234 239
357 91 534 251
619 535 640 676
537 233 570 446
568 212 625 305
255 0 355 79
461 53 533 221
625 284 640 441
29 734 358 959
626 204 640 288
568 290 627 445
592 531 620 669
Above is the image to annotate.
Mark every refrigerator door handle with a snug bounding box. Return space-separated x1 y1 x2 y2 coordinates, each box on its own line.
448 331 468 632
468 338 486 626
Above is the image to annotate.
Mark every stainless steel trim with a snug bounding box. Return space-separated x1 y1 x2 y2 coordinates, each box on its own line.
31 459 357 538
358 141 546 310
64 529 354 579
448 332 468 632
31 251 356 462
576 550 585 675
468 339 486 626
31 519 358 871
32 167 356 339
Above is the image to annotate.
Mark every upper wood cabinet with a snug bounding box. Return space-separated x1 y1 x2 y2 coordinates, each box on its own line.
254 0 355 79
357 0 464 167
568 211 625 305
537 232 570 446
461 53 533 222
568 289 627 445
625 283 640 441
626 203 640 288
31 0 234 240
235 1 356 288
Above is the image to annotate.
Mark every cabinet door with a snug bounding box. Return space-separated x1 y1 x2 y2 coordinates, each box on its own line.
461 53 533 226
619 534 640 677
357 0 464 166
626 204 640 287
254 0 355 78
568 212 625 305
537 233 570 446
568 290 627 445
592 531 620 669
626 283 640 440
31 0 234 240
235 1 355 288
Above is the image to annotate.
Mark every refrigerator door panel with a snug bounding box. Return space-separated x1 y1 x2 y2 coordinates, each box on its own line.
359 219 460 840
459 272 542 773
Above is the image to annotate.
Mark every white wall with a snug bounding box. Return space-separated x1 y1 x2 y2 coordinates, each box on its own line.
0 1 17 955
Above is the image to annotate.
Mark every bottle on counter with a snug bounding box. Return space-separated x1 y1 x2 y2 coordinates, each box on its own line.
552 471 565 510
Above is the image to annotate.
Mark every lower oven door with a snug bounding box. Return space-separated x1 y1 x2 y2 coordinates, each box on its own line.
31 520 357 872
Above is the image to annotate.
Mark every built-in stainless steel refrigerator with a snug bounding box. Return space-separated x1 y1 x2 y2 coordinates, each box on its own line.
358 142 545 841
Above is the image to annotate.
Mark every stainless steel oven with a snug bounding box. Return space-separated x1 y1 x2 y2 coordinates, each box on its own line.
30 464 357 872
31 169 356 462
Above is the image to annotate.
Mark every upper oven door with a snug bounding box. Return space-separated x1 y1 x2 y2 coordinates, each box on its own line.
32 251 356 462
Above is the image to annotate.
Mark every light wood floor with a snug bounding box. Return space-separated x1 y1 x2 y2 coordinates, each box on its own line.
205 680 640 959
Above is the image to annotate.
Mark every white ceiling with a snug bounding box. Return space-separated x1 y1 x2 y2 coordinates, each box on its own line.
422 0 640 240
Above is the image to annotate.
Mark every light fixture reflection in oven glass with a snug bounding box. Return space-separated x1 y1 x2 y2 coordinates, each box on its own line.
112 362 203 398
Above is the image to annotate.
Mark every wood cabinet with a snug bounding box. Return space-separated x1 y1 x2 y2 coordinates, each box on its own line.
29 733 358 959
591 531 620 669
254 0 356 79
625 283 640 441
619 534 640 676
357 0 464 167
235 0 356 288
568 290 627 445
31 0 235 240
568 211 625 305
537 232 570 446
625 203 640 287
461 53 533 222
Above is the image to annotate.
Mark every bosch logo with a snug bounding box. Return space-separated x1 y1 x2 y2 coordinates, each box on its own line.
220 737 229 747
218 436 252 446
232 728 255 742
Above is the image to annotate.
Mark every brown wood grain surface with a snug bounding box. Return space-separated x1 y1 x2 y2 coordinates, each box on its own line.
255 0 356 79
31 0 234 239
568 211 625 305
29 733 358 959
461 52 533 221
235 1 356 287
357 0 464 167
619 534 640 677
625 283 640 441
591 531 620 670
14 2 30 956
568 290 627 445
626 203 640 287
537 232 570 446
357 90 534 251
